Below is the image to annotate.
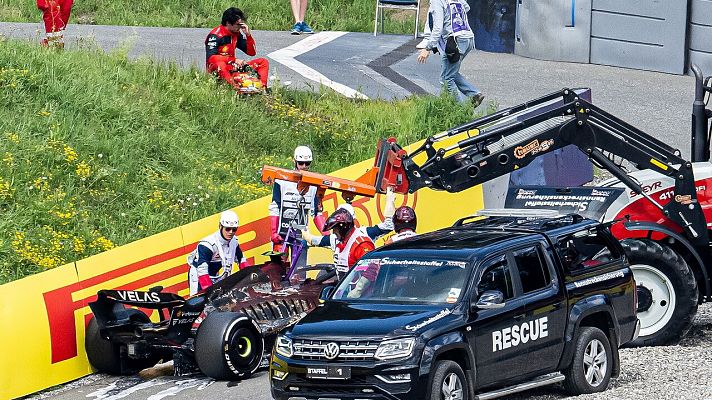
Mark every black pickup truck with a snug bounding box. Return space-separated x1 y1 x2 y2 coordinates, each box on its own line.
270 213 640 400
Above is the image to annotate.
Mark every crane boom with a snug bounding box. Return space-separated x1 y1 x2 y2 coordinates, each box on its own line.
374 88 708 246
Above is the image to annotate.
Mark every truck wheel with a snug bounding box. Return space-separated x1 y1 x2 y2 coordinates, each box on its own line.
194 312 264 380
85 310 161 374
563 326 613 394
427 360 468 400
622 239 698 346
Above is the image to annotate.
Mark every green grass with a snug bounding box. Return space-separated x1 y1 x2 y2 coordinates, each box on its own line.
0 0 417 32
0 38 486 284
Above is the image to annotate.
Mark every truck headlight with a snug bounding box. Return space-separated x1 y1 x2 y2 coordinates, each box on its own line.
374 338 415 360
275 335 293 358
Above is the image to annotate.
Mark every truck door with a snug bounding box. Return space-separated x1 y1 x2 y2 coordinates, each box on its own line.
469 254 529 387
512 243 567 375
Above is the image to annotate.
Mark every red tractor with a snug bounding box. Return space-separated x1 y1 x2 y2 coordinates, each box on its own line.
373 65 712 346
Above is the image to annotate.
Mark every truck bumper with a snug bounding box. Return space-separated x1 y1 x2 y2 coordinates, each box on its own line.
270 354 426 400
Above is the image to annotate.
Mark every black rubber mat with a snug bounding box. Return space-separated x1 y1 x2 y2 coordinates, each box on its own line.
367 38 428 96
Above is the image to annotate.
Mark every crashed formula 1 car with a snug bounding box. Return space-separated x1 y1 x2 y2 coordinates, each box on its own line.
86 157 389 380
230 64 265 94
86 261 337 380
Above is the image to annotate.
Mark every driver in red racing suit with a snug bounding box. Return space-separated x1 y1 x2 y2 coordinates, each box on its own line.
37 0 73 47
205 7 270 88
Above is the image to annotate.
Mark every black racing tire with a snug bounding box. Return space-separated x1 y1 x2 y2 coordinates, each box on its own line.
86 316 122 374
86 309 161 374
194 312 264 380
621 239 698 346
563 326 613 394
427 360 468 400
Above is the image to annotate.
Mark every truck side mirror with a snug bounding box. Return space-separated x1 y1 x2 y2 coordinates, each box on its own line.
474 290 506 310
704 76 712 106
320 286 335 301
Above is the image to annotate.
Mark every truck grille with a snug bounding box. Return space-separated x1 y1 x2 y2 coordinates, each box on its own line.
293 339 380 361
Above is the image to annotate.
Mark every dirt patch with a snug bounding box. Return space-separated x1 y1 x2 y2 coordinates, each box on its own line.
384 1 430 25
75 12 97 25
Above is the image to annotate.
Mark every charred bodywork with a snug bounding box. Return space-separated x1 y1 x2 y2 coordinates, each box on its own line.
86 263 337 379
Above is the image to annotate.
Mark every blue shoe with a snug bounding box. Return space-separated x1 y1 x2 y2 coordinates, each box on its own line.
300 21 314 34
291 22 302 35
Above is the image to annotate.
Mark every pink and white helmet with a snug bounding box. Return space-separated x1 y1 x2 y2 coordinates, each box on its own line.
219 210 239 228
293 145 313 162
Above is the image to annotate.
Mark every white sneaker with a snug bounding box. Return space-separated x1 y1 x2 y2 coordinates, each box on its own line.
416 38 428 49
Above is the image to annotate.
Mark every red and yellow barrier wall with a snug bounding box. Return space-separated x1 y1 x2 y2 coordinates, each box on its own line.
0 144 482 399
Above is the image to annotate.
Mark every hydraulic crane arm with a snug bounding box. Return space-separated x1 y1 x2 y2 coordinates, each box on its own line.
375 88 708 246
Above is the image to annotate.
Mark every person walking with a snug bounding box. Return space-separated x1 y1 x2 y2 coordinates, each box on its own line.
37 0 73 48
289 0 314 35
417 0 485 108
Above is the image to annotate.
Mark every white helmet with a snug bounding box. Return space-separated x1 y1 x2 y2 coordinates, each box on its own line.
336 203 356 218
293 145 313 162
219 210 239 228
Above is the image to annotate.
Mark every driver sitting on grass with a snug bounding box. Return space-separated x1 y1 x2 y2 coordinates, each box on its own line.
205 7 270 90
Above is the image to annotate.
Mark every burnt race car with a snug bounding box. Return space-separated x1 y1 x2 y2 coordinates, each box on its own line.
230 64 264 94
86 261 337 380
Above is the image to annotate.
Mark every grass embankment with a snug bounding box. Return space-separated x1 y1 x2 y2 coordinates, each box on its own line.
0 39 482 283
0 0 416 33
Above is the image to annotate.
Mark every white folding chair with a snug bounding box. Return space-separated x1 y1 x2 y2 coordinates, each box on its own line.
374 0 421 39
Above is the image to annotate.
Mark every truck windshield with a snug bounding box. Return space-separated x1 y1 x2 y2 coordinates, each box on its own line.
331 257 471 303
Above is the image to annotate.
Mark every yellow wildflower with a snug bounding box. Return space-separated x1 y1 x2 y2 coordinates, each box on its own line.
4 132 19 143
90 235 115 251
76 161 91 180
73 237 85 253
31 176 49 192
63 145 78 163
2 152 14 167
0 177 12 200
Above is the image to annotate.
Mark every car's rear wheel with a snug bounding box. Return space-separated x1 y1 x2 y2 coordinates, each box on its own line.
427 360 468 400
85 309 161 374
563 326 613 394
194 312 263 380
85 316 122 374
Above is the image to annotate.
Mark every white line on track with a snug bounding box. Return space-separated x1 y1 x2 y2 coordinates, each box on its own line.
268 31 369 99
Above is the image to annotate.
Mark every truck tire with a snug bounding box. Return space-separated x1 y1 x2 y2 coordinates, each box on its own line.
621 239 698 346
427 360 468 400
194 312 264 380
563 326 613 394
85 310 161 374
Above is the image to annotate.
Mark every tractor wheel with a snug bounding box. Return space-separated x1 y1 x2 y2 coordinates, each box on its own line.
622 239 698 346
194 312 264 380
85 309 161 374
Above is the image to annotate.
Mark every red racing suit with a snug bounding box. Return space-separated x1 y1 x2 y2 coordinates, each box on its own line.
37 0 73 45
205 25 270 87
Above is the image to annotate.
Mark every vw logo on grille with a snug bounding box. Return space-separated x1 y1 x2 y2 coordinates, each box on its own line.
323 342 340 360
